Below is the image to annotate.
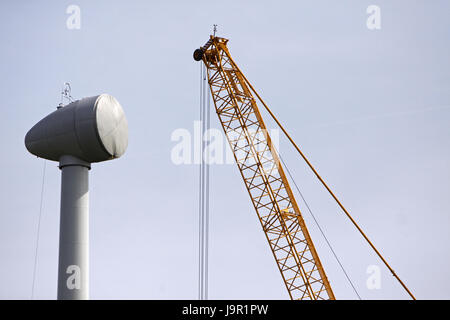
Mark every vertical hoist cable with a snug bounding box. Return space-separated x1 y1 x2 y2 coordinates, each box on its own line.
198 63 203 300
31 159 46 299
205 71 211 299
198 63 205 300
198 64 210 300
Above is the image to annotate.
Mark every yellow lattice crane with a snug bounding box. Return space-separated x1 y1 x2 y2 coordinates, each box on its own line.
193 35 415 300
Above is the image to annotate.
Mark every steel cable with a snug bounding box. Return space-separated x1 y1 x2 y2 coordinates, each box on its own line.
31 159 46 299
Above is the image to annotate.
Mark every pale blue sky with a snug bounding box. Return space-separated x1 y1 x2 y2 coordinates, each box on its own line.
0 0 449 299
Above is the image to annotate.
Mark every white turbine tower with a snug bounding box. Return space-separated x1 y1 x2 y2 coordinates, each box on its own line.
25 94 128 300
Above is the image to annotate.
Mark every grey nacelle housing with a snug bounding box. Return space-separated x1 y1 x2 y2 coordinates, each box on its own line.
25 94 128 163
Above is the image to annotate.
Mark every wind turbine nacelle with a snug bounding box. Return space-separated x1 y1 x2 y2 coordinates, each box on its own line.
25 94 128 163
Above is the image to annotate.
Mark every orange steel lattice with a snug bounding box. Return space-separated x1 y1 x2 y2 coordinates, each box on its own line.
198 36 335 300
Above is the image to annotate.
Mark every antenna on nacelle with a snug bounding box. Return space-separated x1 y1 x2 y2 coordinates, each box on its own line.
58 82 74 109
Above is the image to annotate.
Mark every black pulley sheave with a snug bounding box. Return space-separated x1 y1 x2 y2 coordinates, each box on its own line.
193 48 204 61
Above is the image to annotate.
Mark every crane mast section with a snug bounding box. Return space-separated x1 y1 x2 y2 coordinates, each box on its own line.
201 37 335 300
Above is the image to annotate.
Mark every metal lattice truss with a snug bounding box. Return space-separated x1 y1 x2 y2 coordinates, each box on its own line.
202 37 335 300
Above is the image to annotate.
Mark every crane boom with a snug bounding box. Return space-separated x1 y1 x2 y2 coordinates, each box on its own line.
194 36 335 300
